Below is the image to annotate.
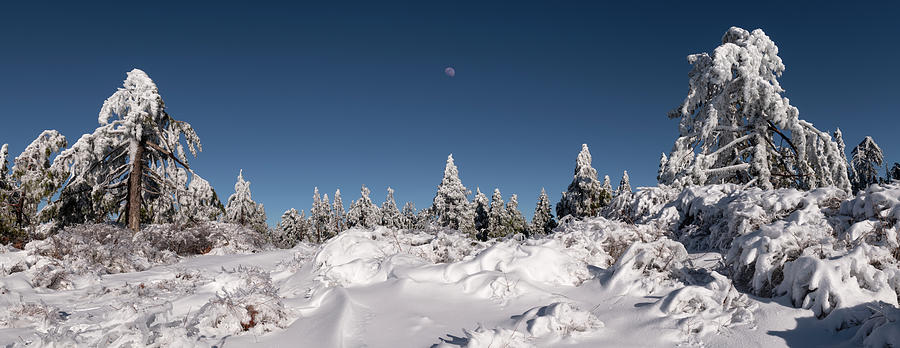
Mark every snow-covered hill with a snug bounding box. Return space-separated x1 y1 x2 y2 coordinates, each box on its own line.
2 184 900 347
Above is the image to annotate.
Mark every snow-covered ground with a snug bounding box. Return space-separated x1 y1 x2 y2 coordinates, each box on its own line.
2 184 900 347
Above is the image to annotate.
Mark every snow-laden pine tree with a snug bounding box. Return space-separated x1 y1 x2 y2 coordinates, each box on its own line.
658 27 850 192
0 144 8 184
50 69 208 231
174 174 224 225
487 189 507 239
381 187 401 229
530 188 557 236
472 188 490 239
310 187 333 243
431 154 474 234
505 194 526 236
556 144 609 219
400 202 417 230
347 185 380 229
276 208 307 248
834 129 847 161
616 171 632 197
887 163 900 183
849 136 884 193
332 189 345 233
8 130 68 228
225 170 266 232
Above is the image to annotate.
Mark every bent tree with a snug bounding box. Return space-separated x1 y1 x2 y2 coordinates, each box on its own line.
51 69 209 231
659 27 850 192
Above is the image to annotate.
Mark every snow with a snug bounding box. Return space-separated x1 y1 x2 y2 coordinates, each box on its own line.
3 185 900 347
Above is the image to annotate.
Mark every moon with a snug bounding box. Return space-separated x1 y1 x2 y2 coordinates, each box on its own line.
444 66 455 77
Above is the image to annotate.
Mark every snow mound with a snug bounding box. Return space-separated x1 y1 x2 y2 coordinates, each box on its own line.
435 302 604 348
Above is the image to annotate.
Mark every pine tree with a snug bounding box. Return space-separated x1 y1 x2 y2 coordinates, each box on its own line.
472 188 490 239
333 189 345 233
8 130 68 228
400 202 417 230
275 208 306 247
487 188 507 239
850 136 884 193
887 163 900 183
505 194 526 236
431 154 474 234
310 187 332 243
530 188 557 236
658 27 850 192
50 69 207 231
347 185 380 229
616 171 632 197
225 170 266 232
381 187 401 229
556 144 609 219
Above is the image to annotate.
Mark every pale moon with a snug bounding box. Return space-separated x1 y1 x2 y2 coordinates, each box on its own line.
444 66 455 77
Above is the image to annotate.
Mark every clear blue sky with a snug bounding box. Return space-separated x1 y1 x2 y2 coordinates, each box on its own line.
1 1 898 225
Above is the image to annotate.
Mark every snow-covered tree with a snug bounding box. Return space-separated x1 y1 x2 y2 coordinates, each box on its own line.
400 202 417 230
8 130 68 228
556 144 609 219
380 187 401 229
275 208 307 247
174 174 223 225
310 188 334 243
472 188 490 239
50 69 207 231
431 154 474 234
347 185 380 229
834 129 847 160
658 27 850 192
616 171 632 197
505 194 526 236
849 136 884 193
0 144 8 184
887 163 900 183
487 189 507 239
332 189 345 233
530 188 557 236
225 170 266 232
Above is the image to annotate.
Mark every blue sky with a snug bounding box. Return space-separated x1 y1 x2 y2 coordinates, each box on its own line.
1 1 898 225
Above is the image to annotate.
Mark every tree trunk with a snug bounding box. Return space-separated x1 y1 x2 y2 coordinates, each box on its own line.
127 140 145 232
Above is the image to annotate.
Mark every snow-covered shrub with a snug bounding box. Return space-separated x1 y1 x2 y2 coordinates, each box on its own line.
849 302 900 347
193 267 288 337
140 221 267 255
435 302 603 348
0 301 61 329
28 223 178 277
656 271 754 338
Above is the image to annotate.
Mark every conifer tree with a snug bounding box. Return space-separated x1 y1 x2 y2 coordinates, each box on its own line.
400 202 417 230
276 208 307 247
505 194 526 236
472 188 490 239
530 188 557 236
225 170 266 232
333 189 345 233
556 144 609 219
431 154 474 234
850 136 884 193
616 171 632 197
658 27 850 191
347 185 380 229
887 163 900 183
381 187 401 229
9 130 68 228
50 69 207 231
487 188 507 238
